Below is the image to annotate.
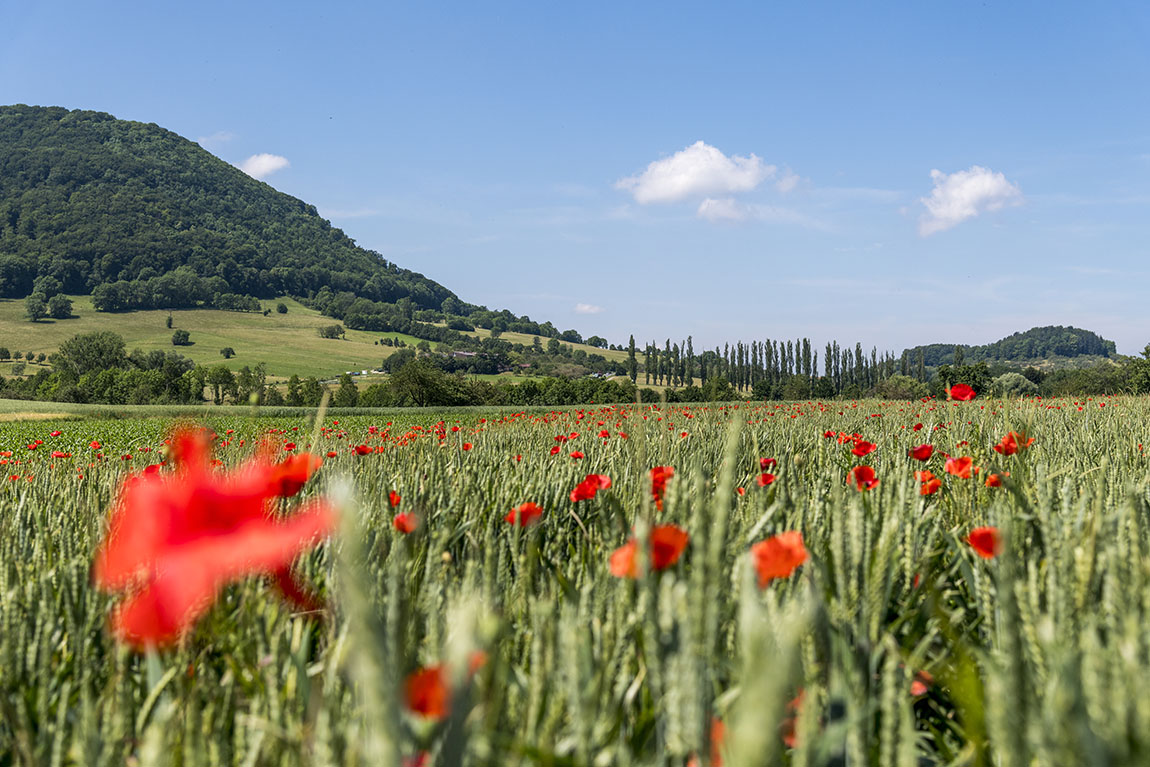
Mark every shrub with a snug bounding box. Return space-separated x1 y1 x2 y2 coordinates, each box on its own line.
992 372 1039 396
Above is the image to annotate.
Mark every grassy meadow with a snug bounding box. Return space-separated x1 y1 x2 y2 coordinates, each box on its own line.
0 297 626 382
1 394 1148 765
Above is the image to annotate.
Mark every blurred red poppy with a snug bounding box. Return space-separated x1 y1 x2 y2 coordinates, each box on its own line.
967 526 1001 558
757 472 776 487
984 472 1009 487
687 718 727 767
266 453 323 497
388 490 401 507
92 428 333 648
944 456 974 478
650 466 674 510
911 670 933 697
993 431 1034 456
609 524 689 578
851 439 877 457
782 690 804 748
847 465 880 491
909 444 933 461
570 474 611 502
760 457 777 470
915 470 942 495
404 651 488 721
405 666 449 720
393 512 418 534
505 502 543 527
750 531 807 588
947 383 976 401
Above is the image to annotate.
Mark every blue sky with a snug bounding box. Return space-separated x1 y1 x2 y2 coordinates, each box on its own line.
5 1 1150 354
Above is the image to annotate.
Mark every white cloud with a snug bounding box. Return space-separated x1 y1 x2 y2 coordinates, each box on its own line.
574 303 603 315
616 140 775 204
320 207 379 220
775 168 801 193
696 198 827 229
197 130 235 148
697 197 748 222
239 153 291 180
919 165 1022 236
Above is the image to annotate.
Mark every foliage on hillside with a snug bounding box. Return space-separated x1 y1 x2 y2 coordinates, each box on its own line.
903 325 1117 367
0 105 453 308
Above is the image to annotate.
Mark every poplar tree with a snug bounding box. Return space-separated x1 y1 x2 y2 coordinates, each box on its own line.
627 335 638 383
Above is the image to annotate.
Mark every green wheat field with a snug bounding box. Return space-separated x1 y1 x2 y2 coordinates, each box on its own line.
1 394 1146 766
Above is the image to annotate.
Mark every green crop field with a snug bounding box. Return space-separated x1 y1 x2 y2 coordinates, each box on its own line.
1 394 1147 765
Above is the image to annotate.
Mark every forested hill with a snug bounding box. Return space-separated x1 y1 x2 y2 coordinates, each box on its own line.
0 105 455 308
903 325 1118 367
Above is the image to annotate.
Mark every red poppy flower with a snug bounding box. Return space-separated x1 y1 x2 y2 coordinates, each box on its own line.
750 531 807 588
283 442 296 451
915 470 942 496
505 502 543 527
388 490 401 508
822 430 835 438
92 429 333 648
967 526 1001 558
90 441 101 450
760 457 777 470
944 456 974 478
911 669 933 697
687 718 727 767
50 430 62 437
404 665 449 720
851 440 877 457
549 445 561 456
650 466 674 510
947 383 976 401
984 472 1008 488
393 512 418 534
993 431 1034 456
570 451 585 459
909 444 933 461
404 651 488 721
570 474 611 502
847 465 880 491
609 524 689 578
461 443 473 451
781 690 804 748
757 472 776 487
353 444 372 456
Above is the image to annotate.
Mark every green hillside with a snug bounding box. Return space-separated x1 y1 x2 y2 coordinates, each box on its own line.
0 104 604 349
0 105 454 306
902 325 1118 368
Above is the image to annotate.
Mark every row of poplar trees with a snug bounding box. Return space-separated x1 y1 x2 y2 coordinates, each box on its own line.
624 336 928 398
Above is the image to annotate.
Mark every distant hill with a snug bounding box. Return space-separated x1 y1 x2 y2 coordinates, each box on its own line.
903 325 1117 367
0 105 455 309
